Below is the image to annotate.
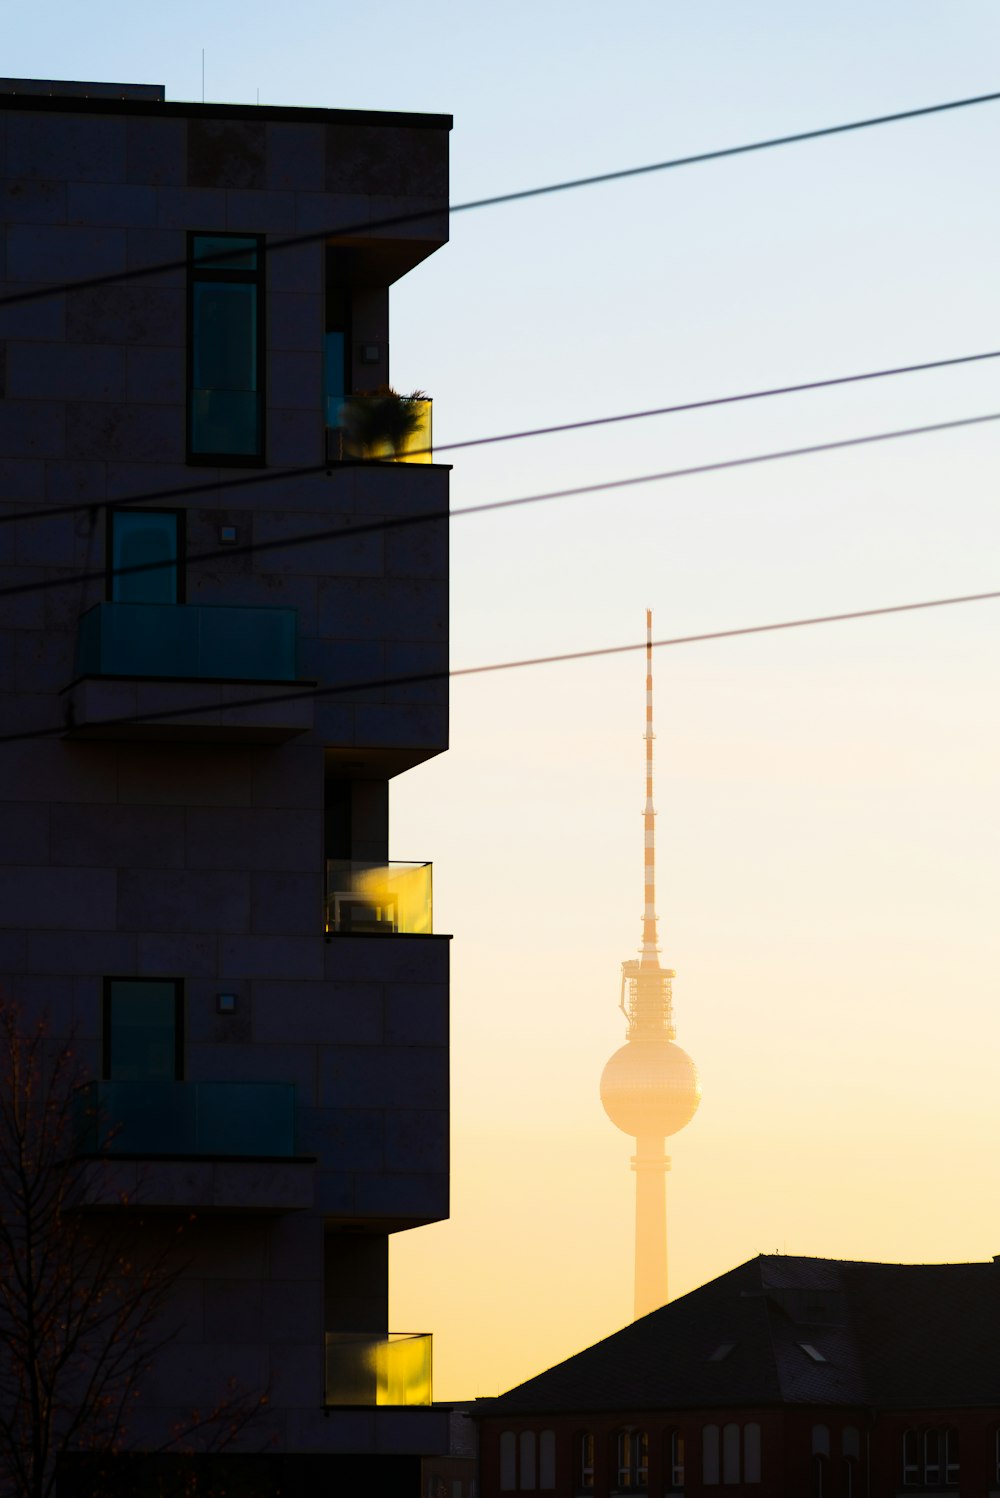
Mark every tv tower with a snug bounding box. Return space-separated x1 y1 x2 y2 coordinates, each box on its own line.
600 610 701 1320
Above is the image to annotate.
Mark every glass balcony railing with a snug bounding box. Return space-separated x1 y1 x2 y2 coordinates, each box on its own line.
325 860 432 934
327 393 433 463
75 601 298 681
325 1332 432 1407
74 1080 297 1158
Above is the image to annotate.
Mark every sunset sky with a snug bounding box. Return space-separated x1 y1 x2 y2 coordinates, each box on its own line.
11 0 1000 1400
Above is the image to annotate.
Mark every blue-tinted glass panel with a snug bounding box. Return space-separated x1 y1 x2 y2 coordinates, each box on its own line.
75 1081 296 1157
192 235 258 271
74 602 297 681
197 1083 296 1155
112 511 178 604
107 980 178 1082
191 282 259 455
325 331 346 427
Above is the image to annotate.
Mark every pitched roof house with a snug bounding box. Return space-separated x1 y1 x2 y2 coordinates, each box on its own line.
475 1254 1000 1497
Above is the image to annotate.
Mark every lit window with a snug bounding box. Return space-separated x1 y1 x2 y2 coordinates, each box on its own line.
188 233 264 463
615 1429 648 1491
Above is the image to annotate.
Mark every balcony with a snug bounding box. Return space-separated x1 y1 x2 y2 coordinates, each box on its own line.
76 600 298 680
64 601 314 742
326 393 433 464
325 1333 432 1407
325 860 432 934
76 1079 297 1158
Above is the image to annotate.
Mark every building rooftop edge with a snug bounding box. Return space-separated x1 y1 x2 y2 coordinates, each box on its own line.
0 81 453 129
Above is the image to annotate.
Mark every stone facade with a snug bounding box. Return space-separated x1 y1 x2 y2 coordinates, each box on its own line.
0 77 452 1488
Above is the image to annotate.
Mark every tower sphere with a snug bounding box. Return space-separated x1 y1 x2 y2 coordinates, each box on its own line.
600 1038 701 1139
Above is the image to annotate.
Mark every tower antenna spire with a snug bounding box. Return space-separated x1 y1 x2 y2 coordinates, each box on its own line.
641 606 658 967
600 611 701 1319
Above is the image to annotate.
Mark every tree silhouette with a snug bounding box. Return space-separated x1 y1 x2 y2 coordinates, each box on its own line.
0 1002 267 1498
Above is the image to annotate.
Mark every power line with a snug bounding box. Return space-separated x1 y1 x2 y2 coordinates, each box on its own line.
6 583 998 747
3 410 994 602
3 87 1000 310
2 344 998 534
1 407 997 602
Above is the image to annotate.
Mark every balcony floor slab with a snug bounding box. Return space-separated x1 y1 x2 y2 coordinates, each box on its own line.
73 1156 316 1212
62 676 316 742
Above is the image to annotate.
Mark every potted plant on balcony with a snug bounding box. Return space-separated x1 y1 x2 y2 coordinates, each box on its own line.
340 386 429 460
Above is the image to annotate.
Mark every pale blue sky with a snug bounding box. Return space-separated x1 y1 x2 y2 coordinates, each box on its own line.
8 3 1000 1394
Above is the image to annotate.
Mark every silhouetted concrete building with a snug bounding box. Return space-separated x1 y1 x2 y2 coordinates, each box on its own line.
475 1254 1000 1497
422 1403 479 1498
0 75 452 1493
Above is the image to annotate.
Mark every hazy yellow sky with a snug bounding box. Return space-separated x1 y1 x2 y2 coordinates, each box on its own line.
16 0 1000 1403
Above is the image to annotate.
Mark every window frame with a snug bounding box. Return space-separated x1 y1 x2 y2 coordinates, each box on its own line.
186 230 266 467
102 977 184 1082
578 1430 595 1490
106 507 186 604
614 1428 648 1492
667 1428 685 1489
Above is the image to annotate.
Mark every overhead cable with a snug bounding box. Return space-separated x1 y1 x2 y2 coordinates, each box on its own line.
4 584 998 746
2 345 999 533
3 87 1000 309
1 407 997 602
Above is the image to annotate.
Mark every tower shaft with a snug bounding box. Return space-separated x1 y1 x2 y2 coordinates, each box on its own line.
632 1138 670 1318
601 610 700 1322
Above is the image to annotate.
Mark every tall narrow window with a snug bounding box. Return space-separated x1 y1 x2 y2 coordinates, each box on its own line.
722 1424 740 1485
617 1430 633 1489
668 1430 685 1488
109 509 182 604
499 1432 516 1492
924 1429 940 1485
579 1432 595 1489
943 1427 959 1485
538 1430 555 1490
744 1423 761 1484
103 978 183 1081
902 1429 919 1486
519 1431 536 1491
615 1429 647 1489
843 1427 860 1498
188 233 264 463
636 1430 648 1488
703 1426 720 1487
325 266 351 428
